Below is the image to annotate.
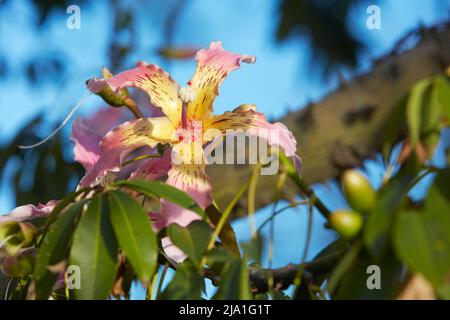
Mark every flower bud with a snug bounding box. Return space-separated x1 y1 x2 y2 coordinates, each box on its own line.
1 248 37 278
0 221 37 256
341 170 376 213
329 210 363 239
87 67 136 108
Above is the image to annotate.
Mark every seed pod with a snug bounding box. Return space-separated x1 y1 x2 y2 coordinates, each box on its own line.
341 170 376 213
86 67 135 108
330 210 363 239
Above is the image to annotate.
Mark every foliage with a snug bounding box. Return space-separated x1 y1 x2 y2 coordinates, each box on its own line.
276 0 367 73
0 0 450 299
0 73 449 299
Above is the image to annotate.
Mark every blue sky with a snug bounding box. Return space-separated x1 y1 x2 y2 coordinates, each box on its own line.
0 0 449 298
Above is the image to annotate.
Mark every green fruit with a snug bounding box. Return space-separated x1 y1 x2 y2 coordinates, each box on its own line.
330 210 363 239
341 170 376 213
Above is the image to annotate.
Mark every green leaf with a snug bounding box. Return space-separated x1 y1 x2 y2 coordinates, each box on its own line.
34 201 85 299
421 79 444 155
326 241 362 294
205 183 248 253
167 220 213 266
433 169 450 201
159 261 204 300
382 93 408 160
271 291 291 300
240 235 263 265
214 258 252 300
70 196 118 300
435 75 450 121
364 173 415 257
334 247 403 299
394 209 450 286
393 170 450 295
406 79 431 147
310 238 348 287
115 180 207 220
205 246 237 282
39 188 88 240
107 190 157 282
205 205 240 256
313 238 348 260
422 80 441 134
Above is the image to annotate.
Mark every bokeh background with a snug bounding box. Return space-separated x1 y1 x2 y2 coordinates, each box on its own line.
0 0 449 298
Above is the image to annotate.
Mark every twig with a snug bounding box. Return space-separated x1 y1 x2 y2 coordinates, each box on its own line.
293 201 314 289
257 200 308 233
247 164 261 239
156 263 169 299
203 249 344 294
206 183 249 252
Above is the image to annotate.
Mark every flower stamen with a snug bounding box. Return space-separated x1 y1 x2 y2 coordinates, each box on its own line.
178 86 195 128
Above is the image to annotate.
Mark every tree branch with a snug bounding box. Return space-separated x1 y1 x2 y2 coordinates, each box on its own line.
207 23 450 218
204 249 344 295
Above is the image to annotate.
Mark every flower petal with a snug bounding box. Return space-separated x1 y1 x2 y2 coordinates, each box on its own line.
129 148 172 180
88 62 182 126
187 41 255 120
161 237 187 264
71 119 101 172
83 107 127 136
70 108 127 171
0 201 58 223
79 117 176 187
156 164 212 263
203 105 301 172
160 164 212 228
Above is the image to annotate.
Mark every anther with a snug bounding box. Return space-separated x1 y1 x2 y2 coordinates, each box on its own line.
178 86 196 103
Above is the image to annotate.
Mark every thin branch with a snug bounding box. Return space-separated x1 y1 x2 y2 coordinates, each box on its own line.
203 249 344 295
247 249 343 294
257 200 308 233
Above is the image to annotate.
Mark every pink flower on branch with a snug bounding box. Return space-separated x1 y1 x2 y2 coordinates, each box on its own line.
82 41 302 262
1 42 302 265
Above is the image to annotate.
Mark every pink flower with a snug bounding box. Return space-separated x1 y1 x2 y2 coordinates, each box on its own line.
81 41 302 262
0 201 58 224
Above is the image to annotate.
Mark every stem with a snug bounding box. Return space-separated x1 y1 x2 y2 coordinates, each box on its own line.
293 202 313 288
267 200 278 293
147 271 159 300
156 263 169 299
280 152 331 220
123 153 163 167
326 240 362 293
247 164 261 240
206 183 249 252
257 200 308 233
124 98 144 119
65 272 70 300
291 174 331 220
409 166 439 189
4 279 14 300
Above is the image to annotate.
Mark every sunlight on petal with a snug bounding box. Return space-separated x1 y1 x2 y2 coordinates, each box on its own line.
187 41 256 120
